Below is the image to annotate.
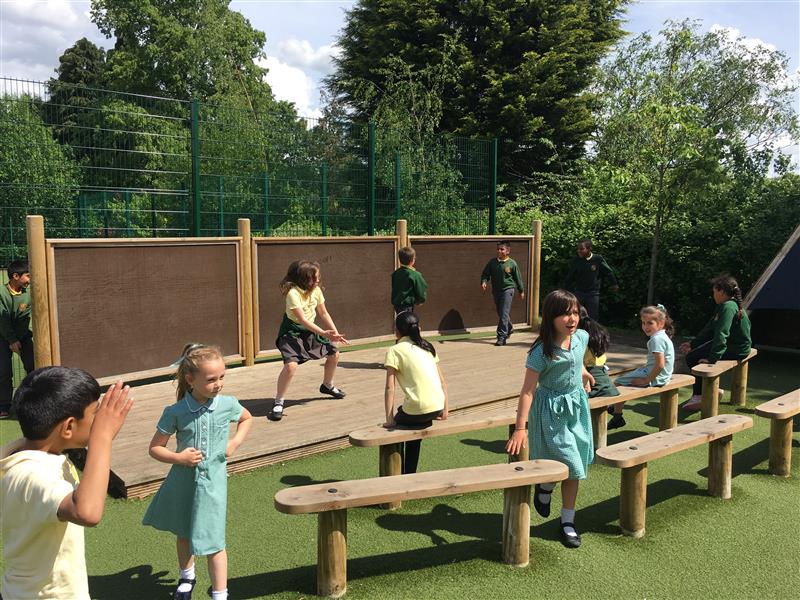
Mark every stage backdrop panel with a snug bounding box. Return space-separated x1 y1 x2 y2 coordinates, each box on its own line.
49 240 242 379
409 237 533 332
254 238 397 354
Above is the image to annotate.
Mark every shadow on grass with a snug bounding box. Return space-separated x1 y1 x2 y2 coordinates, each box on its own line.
460 438 508 455
280 474 339 486
695 437 772 478
89 564 174 600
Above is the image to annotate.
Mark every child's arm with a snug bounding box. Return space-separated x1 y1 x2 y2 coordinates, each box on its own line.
630 352 665 386
312 303 349 344
57 382 133 527
512 263 525 299
383 367 397 427
415 273 428 304
505 368 539 455
226 408 253 458
149 432 204 466
480 261 491 291
436 364 449 420
582 366 596 392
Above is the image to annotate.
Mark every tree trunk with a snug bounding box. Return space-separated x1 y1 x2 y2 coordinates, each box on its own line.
646 222 660 305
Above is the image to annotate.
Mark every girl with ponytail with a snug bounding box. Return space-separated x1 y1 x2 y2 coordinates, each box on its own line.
382 311 449 474
680 274 752 412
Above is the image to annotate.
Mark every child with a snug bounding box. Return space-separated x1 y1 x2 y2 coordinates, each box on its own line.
271 260 349 421
506 290 595 549
680 275 752 412
383 311 449 474
1 260 34 417
391 246 428 314
1 367 132 599
579 308 619 400
143 344 252 600
480 241 525 346
563 238 618 320
612 305 675 428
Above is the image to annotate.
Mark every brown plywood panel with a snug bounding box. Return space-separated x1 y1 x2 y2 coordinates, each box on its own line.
256 239 395 352
411 239 531 332
52 243 241 378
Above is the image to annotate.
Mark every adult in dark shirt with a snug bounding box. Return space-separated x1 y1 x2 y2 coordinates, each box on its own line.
563 239 618 320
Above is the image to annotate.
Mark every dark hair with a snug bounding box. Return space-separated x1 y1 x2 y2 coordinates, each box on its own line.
530 289 580 360
12 366 101 440
497 240 511 249
577 238 592 250
395 311 436 357
398 246 416 266
640 304 675 338
578 309 610 357
711 274 744 320
280 260 321 295
7 260 29 279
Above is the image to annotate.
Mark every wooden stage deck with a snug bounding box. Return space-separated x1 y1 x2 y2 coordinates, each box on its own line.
110 333 646 498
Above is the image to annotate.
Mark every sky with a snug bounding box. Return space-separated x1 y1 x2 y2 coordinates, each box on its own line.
1 0 798 156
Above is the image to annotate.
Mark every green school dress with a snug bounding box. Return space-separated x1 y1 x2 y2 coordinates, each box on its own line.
143 393 243 555
526 329 594 480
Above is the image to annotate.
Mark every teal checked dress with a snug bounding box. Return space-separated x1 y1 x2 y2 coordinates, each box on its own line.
143 393 243 555
526 329 593 479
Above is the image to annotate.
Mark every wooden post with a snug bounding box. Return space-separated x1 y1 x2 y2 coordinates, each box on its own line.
317 509 347 598
768 418 792 477
507 424 529 462
502 484 531 567
379 443 403 509
237 219 255 367
730 361 749 407
590 407 607 450
530 219 542 331
26 216 53 367
658 388 679 430
708 434 733 498
619 463 647 538
396 219 409 249
700 377 720 419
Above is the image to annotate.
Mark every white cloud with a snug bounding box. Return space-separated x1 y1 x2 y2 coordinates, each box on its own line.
259 56 322 120
709 24 777 54
274 38 340 76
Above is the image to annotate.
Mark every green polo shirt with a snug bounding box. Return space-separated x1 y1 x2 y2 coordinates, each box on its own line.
480 258 524 292
691 300 752 362
391 266 428 307
0 284 31 343
564 253 618 294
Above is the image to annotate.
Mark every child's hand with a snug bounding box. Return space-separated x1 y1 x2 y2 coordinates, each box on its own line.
436 408 449 421
382 417 396 428
520 292 525 300
679 342 691 354
697 359 709 364
90 381 133 444
9 341 21 354
505 429 527 455
480 281 487 292
225 439 240 458
177 448 204 467
326 331 350 345
581 370 595 393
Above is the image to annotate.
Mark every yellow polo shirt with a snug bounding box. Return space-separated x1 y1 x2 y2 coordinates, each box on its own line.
384 337 445 415
285 286 325 324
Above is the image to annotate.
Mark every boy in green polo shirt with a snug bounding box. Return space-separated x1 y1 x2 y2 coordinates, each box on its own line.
391 247 428 314
480 241 525 346
1 260 34 417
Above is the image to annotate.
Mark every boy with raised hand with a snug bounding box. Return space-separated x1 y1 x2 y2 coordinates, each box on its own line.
1 368 133 600
0 260 34 417
391 246 428 314
481 241 525 346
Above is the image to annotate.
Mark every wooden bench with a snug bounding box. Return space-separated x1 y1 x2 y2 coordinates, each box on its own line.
588 374 695 449
274 459 568 598
755 389 800 477
691 348 758 417
595 414 752 538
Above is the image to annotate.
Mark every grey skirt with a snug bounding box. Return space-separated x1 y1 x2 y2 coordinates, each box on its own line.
276 331 337 364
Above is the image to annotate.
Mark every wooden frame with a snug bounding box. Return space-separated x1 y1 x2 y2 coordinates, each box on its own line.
755 389 800 477
691 349 758 415
743 224 800 310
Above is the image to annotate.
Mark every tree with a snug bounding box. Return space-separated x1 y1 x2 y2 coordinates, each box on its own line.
327 0 629 180
592 20 798 304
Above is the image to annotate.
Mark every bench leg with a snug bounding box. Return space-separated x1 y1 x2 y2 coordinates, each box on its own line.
730 361 749 407
590 407 607 450
708 434 733 499
701 377 720 419
502 484 531 567
317 509 347 598
379 443 403 510
508 425 529 462
658 389 679 430
620 463 647 538
768 418 793 477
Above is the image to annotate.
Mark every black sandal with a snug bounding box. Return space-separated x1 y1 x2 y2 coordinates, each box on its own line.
174 577 196 600
533 484 552 518
559 522 581 549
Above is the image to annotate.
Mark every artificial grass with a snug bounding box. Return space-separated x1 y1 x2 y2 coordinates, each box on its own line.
1 351 798 599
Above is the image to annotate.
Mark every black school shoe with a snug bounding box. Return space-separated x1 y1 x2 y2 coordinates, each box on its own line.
174 578 196 600
533 484 552 518
559 522 581 549
268 403 284 421
494 338 507 346
320 383 346 399
608 414 626 430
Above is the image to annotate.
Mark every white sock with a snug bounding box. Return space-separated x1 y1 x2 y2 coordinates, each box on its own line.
538 482 555 504
561 508 577 536
211 589 228 600
275 397 284 405
177 564 195 592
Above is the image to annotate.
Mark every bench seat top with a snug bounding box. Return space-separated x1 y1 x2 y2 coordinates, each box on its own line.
589 374 694 410
595 415 753 468
754 389 800 420
691 348 758 378
274 459 568 514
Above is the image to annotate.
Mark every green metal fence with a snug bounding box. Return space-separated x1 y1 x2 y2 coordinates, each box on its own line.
1 77 497 265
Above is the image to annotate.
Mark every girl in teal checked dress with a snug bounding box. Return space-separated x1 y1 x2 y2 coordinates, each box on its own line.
506 290 595 549
143 344 252 600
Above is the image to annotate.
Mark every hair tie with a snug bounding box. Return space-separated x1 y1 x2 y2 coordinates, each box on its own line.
170 343 205 367
656 303 666 312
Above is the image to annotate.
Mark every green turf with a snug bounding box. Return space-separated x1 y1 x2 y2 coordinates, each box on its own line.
1 351 798 599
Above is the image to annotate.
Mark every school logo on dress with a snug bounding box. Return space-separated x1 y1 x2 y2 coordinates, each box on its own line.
591 265 597 271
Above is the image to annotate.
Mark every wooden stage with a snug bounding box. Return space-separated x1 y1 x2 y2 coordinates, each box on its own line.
110 333 646 498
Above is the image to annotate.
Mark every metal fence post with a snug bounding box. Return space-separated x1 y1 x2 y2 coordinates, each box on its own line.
190 99 201 236
489 138 498 235
262 172 270 236
218 175 225 236
77 195 86 238
320 162 329 236
102 190 110 237
367 122 376 235
394 152 401 221
124 190 132 236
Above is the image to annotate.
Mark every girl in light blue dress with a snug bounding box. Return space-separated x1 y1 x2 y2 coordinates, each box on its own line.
506 290 595 549
143 344 252 600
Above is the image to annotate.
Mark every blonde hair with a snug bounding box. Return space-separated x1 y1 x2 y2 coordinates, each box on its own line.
640 304 675 338
175 343 224 401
